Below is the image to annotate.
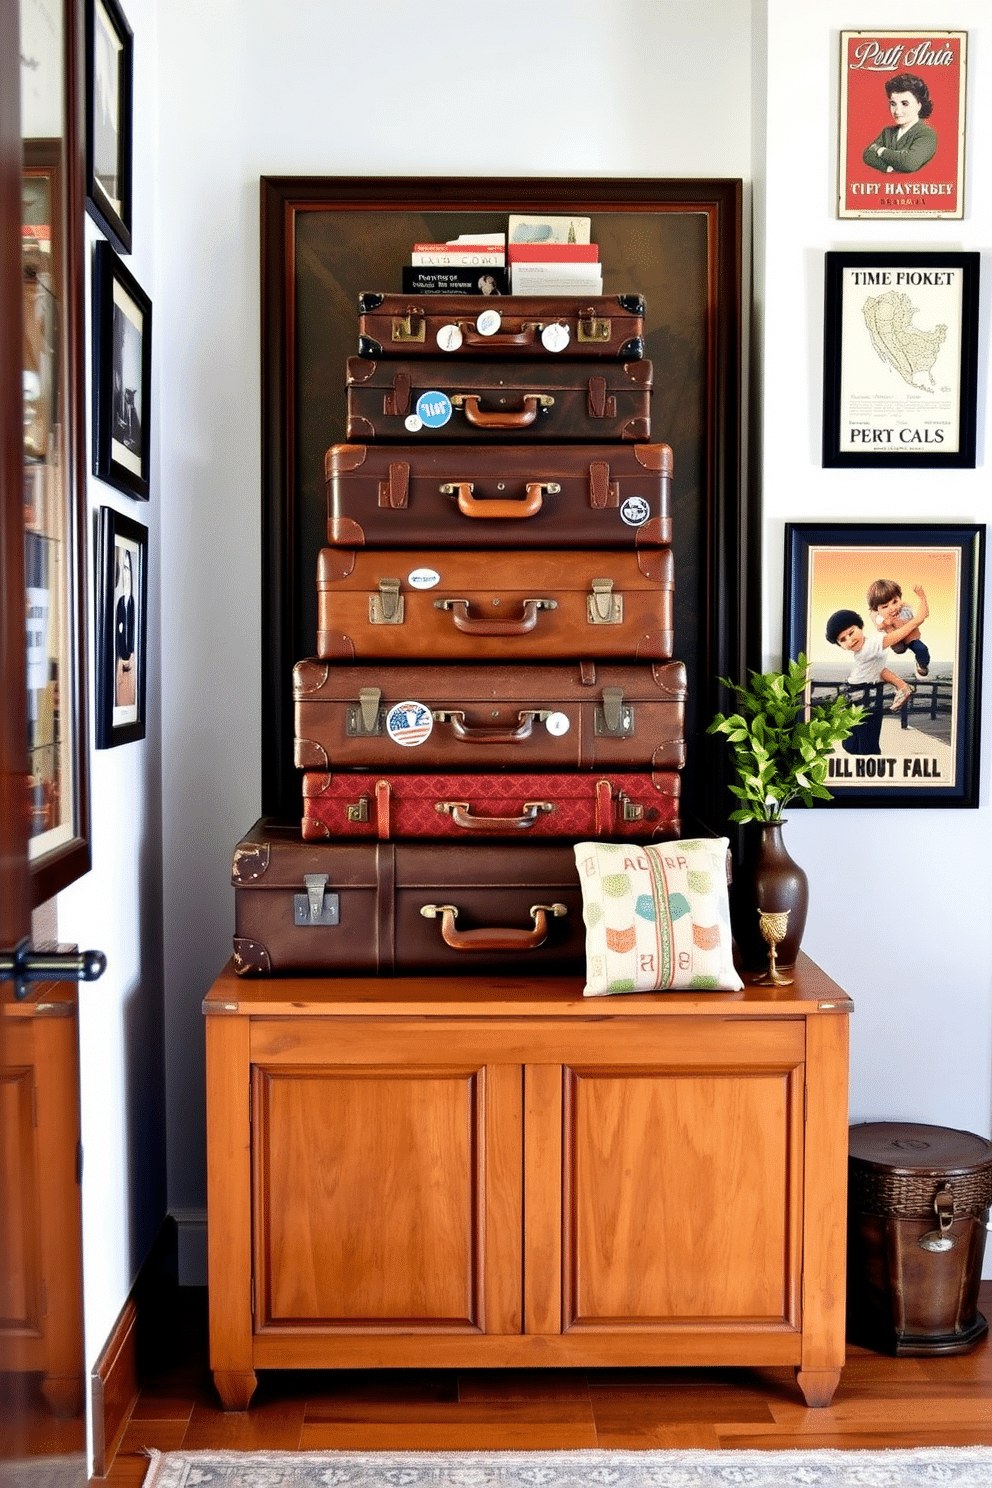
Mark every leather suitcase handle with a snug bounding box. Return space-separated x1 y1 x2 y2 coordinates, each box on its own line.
442 481 554 519
458 394 542 429
435 597 556 635
419 902 567 951
436 800 552 832
437 711 541 744
457 320 545 348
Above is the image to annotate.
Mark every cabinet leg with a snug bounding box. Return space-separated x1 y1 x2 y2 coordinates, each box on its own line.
213 1369 258 1411
795 1367 841 1407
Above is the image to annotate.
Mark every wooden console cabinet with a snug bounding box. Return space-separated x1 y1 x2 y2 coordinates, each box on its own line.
204 954 851 1410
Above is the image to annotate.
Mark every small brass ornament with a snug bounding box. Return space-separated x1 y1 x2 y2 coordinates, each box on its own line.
755 907 793 986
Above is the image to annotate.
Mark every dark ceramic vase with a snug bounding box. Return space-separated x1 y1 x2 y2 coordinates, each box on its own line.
732 820 809 972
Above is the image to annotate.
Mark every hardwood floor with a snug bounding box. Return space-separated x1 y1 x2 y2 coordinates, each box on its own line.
94 1282 992 1479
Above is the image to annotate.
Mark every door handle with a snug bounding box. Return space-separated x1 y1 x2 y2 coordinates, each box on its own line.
0 937 107 1001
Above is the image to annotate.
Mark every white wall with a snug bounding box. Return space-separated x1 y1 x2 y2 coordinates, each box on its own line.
154 0 755 1267
759 0 992 1187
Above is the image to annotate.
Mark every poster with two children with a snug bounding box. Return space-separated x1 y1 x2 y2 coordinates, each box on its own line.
784 523 984 806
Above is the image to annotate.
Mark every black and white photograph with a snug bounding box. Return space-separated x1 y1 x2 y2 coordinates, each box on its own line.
92 240 151 499
96 505 147 747
85 0 133 252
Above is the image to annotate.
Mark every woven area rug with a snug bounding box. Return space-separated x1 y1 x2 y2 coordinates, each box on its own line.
142 1447 992 1488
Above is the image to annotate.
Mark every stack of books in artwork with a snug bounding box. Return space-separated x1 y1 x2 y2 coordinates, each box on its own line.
507 214 602 295
402 235 508 295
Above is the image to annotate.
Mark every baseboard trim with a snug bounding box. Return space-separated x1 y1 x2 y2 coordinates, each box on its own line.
90 1295 139 1479
89 1216 177 1479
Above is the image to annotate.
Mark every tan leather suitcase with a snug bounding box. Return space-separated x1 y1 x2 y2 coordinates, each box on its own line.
315 547 674 661
294 658 687 772
344 356 654 442
300 769 681 842
357 292 645 361
325 441 672 549
231 818 586 976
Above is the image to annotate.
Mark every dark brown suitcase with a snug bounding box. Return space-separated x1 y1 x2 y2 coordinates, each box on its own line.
300 769 681 842
315 547 674 662
231 818 586 976
345 355 654 442
325 441 671 549
294 659 687 772
357 292 645 361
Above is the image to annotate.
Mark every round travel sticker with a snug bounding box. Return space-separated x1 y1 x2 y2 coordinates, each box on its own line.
620 496 650 527
385 700 434 748
545 711 571 736
436 323 464 352
415 391 452 428
404 414 423 432
475 308 502 336
407 567 440 590
541 322 570 353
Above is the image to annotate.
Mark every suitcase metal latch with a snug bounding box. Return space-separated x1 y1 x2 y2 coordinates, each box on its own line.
391 313 425 343
595 687 633 737
588 578 622 624
370 579 404 624
617 790 645 822
293 874 340 927
346 796 371 823
578 315 611 342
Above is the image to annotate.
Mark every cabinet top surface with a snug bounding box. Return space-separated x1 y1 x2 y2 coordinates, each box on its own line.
203 952 852 1018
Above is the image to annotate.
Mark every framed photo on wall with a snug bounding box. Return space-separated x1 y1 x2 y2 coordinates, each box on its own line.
96 506 147 748
784 523 984 808
838 30 967 220
822 251 979 469
84 0 134 253
92 241 151 499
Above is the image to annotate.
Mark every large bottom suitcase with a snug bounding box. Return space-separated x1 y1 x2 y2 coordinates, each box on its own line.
231 818 587 976
293 659 687 772
301 769 681 841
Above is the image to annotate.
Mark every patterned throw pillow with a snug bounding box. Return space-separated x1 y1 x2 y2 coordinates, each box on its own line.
573 837 743 996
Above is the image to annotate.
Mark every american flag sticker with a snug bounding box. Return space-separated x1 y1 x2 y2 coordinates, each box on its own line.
385 700 434 748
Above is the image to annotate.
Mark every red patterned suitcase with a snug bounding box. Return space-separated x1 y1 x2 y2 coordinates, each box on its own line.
344 356 654 442
300 770 681 841
294 659 687 773
231 818 586 976
357 292 645 361
325 441 672 549
315 547 674 661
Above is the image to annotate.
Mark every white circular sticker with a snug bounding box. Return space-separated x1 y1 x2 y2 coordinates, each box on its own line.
475 308 502 336
541 322 570 353
436 323 463 352
545 711 571 736
404 413 423 432
407 567 440 590
385 700 434 748
620 496 650 527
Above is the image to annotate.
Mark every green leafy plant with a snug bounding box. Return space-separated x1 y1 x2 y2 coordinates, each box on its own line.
707 655 865 824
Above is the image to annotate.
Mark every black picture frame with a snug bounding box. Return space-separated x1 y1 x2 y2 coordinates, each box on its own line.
95 505 147 748
259 175 748 830
822 250 979 468
784 522 984 807
92 240 151 499
84 0 133 254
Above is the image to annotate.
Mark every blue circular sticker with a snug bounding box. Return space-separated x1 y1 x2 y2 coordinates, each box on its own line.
416 390 452 428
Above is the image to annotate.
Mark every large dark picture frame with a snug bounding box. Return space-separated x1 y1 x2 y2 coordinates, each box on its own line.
260 176 748 828
84 0 133 254
784 522 984 808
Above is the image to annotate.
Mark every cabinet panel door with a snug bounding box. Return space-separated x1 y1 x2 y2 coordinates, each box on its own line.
252 1060 521 1335
561 1060 804 1330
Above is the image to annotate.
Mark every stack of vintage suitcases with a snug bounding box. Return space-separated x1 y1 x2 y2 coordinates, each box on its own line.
231 291 688 978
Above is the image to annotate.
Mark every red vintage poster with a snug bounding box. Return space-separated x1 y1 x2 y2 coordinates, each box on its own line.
838 31 967 220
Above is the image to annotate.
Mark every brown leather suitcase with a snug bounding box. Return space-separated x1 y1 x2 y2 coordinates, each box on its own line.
294 659 687 772
231 818 586 976
315 547 674 661
357 292 645 361
345 356 654 442
301 769 681 842
325 441 671 549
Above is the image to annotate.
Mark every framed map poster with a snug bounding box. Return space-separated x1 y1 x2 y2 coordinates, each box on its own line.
838 30 967 220
822 251 979 469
